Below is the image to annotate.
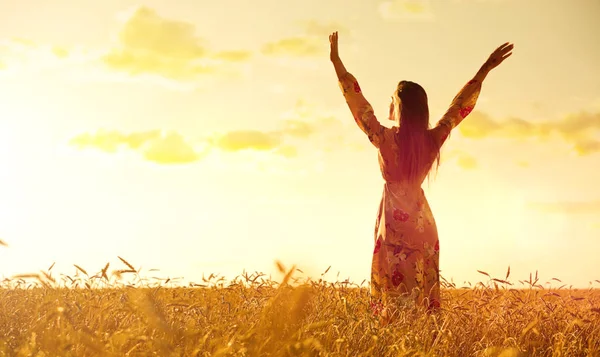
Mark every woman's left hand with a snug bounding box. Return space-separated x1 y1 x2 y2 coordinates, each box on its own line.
483 42 514 72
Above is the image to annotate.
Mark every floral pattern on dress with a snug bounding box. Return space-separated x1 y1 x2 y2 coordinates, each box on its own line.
437 79 481 131
459 106 474 118
415 202 426 233
393 209 410 222
391 266 404 287
373 238 382 254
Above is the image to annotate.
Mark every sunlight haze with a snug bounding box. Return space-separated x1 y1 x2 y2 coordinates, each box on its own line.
0 0 599 288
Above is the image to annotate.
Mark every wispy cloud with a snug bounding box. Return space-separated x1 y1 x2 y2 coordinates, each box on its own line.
456 153 478 170
442 150 479 170
209 130 281 152
261 21 349 58
69 100 354 164
69 126 303 165
378 0 435 21
261 37 322 57
206 111 340 153
0 10 353 83
69 130 202 164
211 50 252 62
102 6 252 80
458 111 600 155
0 38 80 74
142 132 201 164
69 130 160 152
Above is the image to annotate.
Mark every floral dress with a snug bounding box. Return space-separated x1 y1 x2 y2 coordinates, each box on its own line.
338 72 481 311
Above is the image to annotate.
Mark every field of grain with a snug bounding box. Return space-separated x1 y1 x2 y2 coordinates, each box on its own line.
1 258 599 356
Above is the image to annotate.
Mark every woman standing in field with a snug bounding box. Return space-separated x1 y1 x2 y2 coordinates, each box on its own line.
329 31 513 321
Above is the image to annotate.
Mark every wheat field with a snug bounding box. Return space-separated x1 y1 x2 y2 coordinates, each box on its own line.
1 258 599 357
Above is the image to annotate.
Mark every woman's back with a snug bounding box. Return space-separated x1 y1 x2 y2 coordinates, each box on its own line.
376 127 445 186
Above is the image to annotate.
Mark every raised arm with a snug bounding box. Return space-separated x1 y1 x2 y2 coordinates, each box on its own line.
435 42 514 144
329 31 387 148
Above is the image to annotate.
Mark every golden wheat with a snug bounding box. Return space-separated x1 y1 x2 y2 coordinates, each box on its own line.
0 259 599 356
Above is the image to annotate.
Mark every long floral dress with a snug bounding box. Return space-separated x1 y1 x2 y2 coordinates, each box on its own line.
338 72 481 311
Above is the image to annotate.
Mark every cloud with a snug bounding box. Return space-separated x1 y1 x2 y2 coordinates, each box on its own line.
573 139 600 155
52 46 69 59
70 130 161 152
211 50 252 62
103 49 216 79
125 131 163 149
277 99 372 152
103 6 251 80
70 129 200 164
528 201 600 214
208 117 322 152
379 0 435 21
143 132 200 164
279 120 315 138
0 38 74 73
0 8 251 83
261 37 322 57
211 130 282 152
275 145 298 158
458 111 600 155
443 150 479 170
69 99 355 165
261 21 349 58
456 153 478 170
68 119 316 164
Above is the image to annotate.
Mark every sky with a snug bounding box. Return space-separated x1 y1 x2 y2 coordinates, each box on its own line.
0 0 599 288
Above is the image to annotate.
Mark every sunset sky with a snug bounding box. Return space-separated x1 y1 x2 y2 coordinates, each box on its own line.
0 0 599 288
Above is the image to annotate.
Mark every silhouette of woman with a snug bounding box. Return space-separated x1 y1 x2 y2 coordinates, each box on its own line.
329 31 513 321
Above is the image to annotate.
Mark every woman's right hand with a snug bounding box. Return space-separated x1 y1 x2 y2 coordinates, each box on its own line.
329 31 340 62
483 42 514 72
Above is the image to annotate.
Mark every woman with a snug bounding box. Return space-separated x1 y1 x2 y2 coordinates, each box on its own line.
329 31 513 319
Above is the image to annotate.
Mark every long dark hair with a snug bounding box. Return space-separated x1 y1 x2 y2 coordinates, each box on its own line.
393 80 441 181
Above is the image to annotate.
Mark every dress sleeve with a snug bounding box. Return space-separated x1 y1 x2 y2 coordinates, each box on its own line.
434 79 482 144
338 72 387 148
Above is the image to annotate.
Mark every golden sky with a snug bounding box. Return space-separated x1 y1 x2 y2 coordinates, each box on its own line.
0 0 599 288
